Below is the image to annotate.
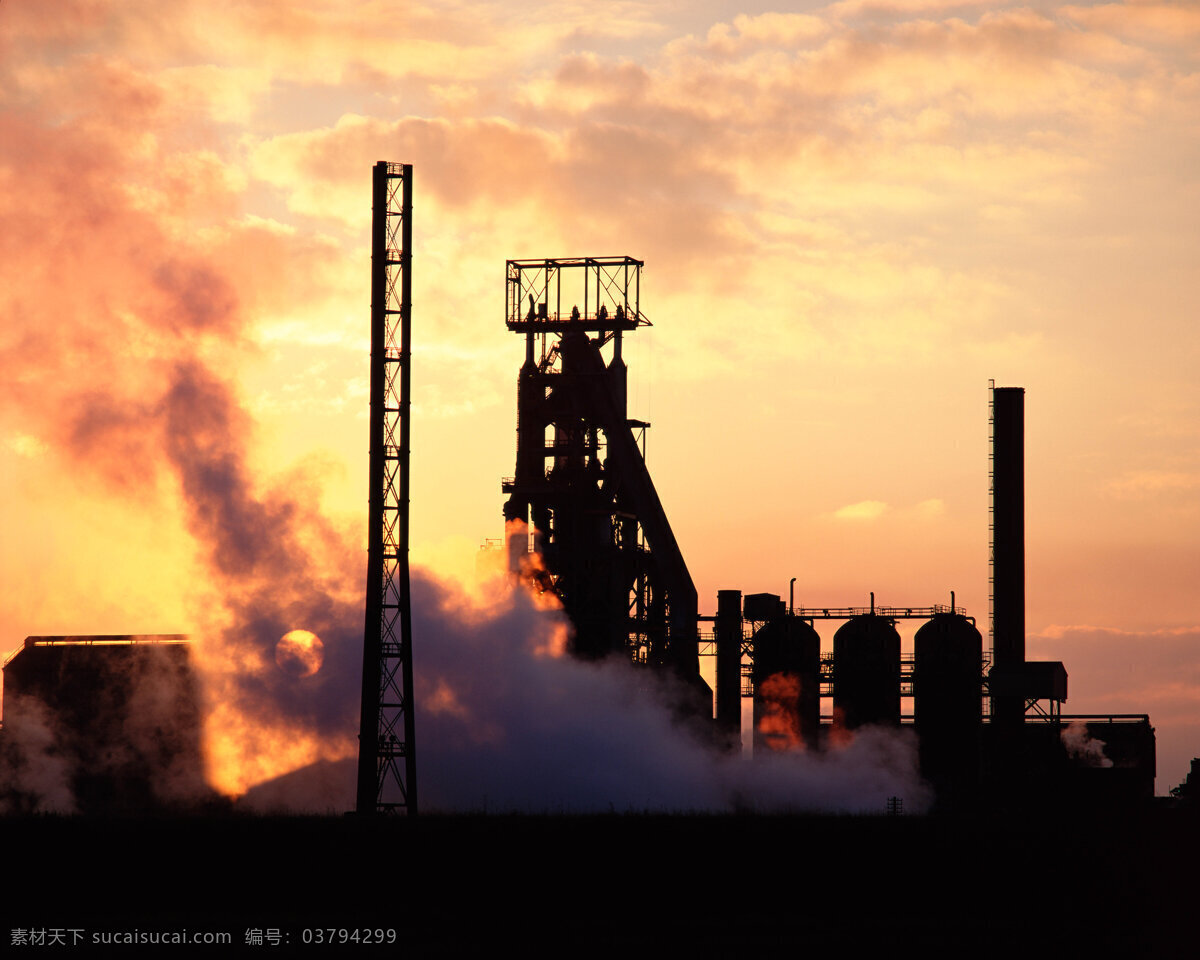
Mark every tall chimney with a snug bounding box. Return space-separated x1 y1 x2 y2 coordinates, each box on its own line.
990 386 1025 729
715 590 743 750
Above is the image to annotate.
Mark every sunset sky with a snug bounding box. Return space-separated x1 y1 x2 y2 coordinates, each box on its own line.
1 0 1197 795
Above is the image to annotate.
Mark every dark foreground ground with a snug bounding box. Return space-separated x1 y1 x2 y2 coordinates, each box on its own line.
3 809 1197 954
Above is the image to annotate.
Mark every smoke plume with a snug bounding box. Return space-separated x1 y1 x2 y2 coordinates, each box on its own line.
1062 720 1114 769
10 346 933 812
0 696 76 815
408 567 930 814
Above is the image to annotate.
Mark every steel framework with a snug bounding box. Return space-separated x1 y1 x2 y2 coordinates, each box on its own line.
700 602 986 700
356 162 417 815
501 257 701 679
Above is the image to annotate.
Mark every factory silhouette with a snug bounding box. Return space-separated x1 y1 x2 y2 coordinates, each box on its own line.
0 164 1162 816
493 253 1156 810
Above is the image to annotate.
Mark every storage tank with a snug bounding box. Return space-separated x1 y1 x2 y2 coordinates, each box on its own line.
914 613 983 801
752 617 821 752
833 614 900 731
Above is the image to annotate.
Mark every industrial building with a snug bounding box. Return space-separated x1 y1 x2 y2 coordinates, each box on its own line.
0 168 1163 819
498 258 1156 807
499 256 713 734
1 635 209 813
357 166 1159 814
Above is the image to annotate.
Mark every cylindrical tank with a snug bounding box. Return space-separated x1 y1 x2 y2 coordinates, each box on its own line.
833 614 901 731
752 617 821 752
914 613 983 729
914 612 983 801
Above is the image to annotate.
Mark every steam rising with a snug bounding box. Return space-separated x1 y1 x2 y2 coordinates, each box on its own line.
7 354 932 812
0 696 76 814
0 644 210 814
409 568 930 814
159 362 366 793
1062 720 1114 769
0 212 930 817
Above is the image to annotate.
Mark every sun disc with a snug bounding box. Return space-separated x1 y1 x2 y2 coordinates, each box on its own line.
275 629 324 678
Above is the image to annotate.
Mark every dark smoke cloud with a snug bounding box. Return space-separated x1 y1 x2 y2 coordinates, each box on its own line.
18 350 365 743
154 361 365 738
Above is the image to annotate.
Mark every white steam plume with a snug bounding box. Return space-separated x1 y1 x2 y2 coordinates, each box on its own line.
0 695 77 814
243 564 932 815
1061 720 1114 768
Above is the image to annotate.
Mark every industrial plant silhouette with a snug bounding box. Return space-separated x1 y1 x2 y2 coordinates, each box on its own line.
0 162 1164 816
490 253 1155 810
2 160 1193 953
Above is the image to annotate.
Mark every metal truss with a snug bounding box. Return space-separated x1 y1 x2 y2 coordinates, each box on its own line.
505 257 649 334
502 256 699 674
357 162 417 815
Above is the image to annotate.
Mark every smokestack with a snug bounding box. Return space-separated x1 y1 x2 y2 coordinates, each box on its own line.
990 386 1025 729
715 590 742 749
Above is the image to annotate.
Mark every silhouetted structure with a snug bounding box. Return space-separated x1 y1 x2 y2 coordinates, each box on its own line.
357 161 418 816
714 590 743 748
1171 758 1200 806
1 636 207 813
833 613 902 732
914 611 983 804
990 385 1026 731
702 385 1156 807
750 611 820 753
501 257 707 704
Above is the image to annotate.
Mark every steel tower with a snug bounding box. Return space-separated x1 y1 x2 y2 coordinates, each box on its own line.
501 258 701 682
357 162 417 815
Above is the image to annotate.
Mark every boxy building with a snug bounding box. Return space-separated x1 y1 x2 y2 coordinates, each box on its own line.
1 636 211 813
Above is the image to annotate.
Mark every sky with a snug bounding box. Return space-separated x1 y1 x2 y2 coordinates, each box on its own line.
1 0 1197 796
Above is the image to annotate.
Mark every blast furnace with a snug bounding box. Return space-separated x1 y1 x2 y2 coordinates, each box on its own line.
501 257 705 699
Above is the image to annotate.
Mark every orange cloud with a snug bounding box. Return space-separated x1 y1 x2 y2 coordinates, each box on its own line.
832 499 891 521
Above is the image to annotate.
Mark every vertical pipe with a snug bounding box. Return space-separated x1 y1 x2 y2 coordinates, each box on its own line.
715 590 743 750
